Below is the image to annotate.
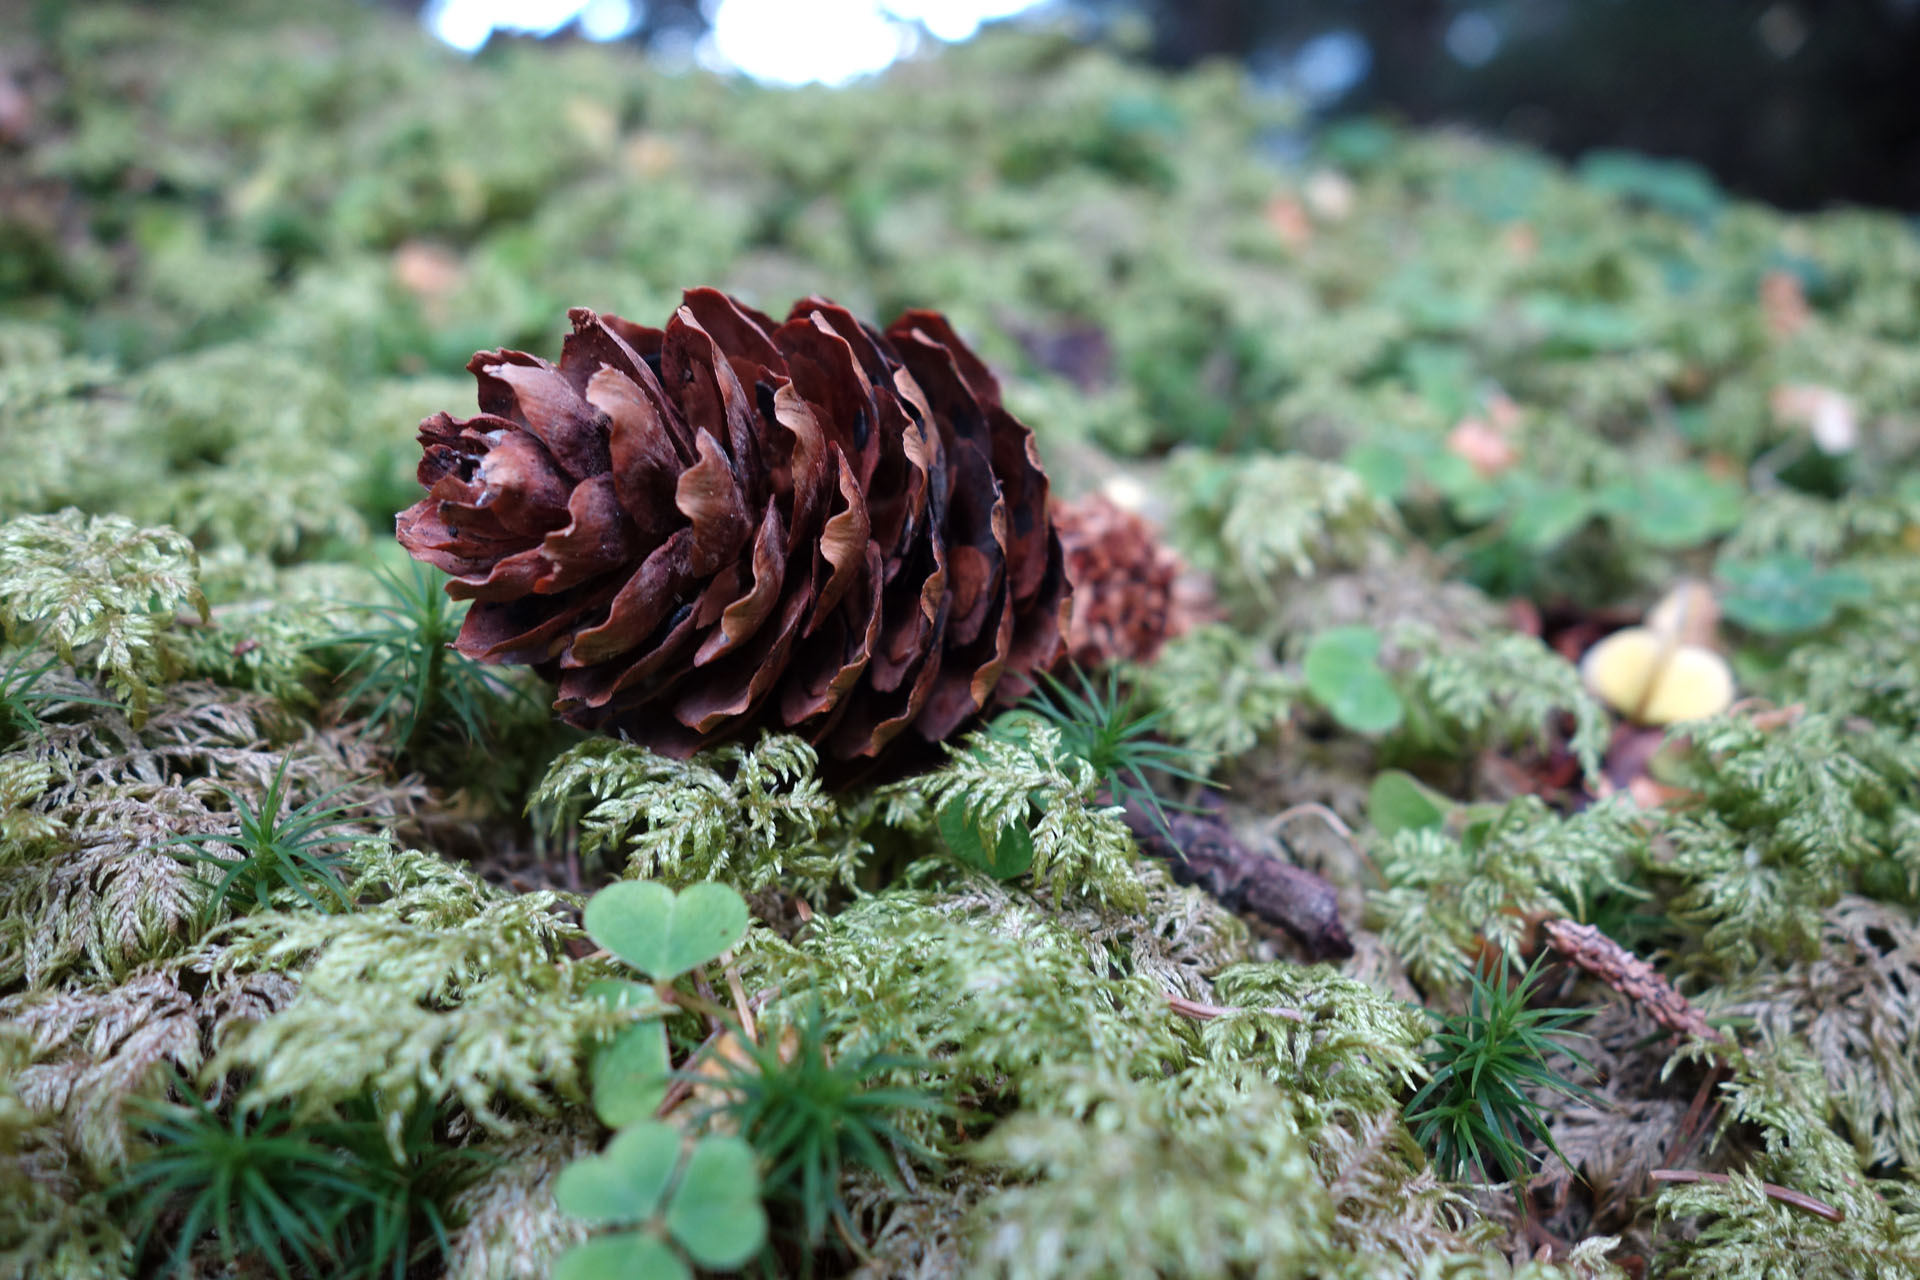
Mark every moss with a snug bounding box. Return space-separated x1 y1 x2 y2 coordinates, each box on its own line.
6 0 1920 1274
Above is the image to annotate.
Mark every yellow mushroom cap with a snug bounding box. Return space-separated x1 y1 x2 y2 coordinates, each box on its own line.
1580 627 1736 726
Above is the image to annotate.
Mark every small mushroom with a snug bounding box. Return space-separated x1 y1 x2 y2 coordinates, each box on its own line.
1581 581 1735 726
1644 578 1719 648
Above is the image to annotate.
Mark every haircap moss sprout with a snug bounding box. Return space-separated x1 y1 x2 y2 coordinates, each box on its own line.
1405 951 1600 1192
117 1080 484 1280
691 1001 947 1253
331 561 520 758
163 753 365 923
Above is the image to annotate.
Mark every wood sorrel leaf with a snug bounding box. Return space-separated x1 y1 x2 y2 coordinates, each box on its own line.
1303 625 1404 734
583 880 748 982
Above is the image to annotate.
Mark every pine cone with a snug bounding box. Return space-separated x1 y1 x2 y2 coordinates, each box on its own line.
397 289 1069 760
1052 493 1192 668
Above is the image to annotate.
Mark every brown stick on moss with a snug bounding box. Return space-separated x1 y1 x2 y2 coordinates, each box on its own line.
1121 801 1354 961
1541 917 1721 1042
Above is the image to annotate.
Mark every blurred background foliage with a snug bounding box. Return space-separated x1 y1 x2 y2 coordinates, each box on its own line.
7 0 1920 615
363 0 1920 214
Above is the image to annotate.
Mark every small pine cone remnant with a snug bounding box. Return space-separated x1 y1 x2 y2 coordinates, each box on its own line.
397 290 1069 760
1052 493 1189 668
1541 918 1720 1043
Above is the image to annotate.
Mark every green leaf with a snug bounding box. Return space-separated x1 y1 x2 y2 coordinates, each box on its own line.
664 1136 766 1269
586 979 664 1012
1367 770 1451 838
1597 467 1742 549
1421 448 1486 505
554 1122 682 1226
583 881 749 982
1303 626 1404 734
1718 554 1872 635
1344 443 1410 501
1401 342 1475 419
937 796 1036 880
1507 484 1595 551
553 1233 690 1280
1578 149 1723 221
592 1021 671 1129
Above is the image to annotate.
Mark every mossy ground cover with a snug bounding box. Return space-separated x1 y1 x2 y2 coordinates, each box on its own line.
5 3 1920 1277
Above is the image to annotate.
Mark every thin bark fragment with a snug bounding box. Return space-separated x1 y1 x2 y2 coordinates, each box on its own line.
1649 1169 1844 1223
1123 802 1354 961
1541 917 1720 1042
1164 992 1304 1023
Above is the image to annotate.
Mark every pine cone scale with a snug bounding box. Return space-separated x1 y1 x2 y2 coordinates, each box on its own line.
563 527 697 666
409 413 569 551
458 579 616 664
585 370 683 545
673 428 752 575
398 290 1071 761
810 453 871 628
776 315 882 484
471 353 612 481
491 472 634 599
695 503 786 665
664 314 767 506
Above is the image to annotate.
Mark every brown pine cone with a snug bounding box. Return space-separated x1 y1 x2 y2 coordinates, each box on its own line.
1052 492 1192 668
397 289 1068 760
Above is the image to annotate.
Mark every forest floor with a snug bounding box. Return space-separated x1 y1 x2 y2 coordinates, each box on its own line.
5 4 1920 1278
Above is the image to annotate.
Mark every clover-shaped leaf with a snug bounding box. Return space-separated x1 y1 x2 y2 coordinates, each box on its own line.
555 1124 767 1280
584 978 671 1127
1344 442 1411 502
591 1019 671 1129
1718 554 1870 635
663 1136 767 1269
937 797 1036 880
585 978 663 1012
1303 625 1404 734
552 1234 688 1280
584 881 749 983
1597 467 1742 549
1367 770 1451 839
555 1123 681 1226
1507 484 1596 551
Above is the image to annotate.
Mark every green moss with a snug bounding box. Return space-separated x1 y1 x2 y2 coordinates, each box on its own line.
8 0 1920 1273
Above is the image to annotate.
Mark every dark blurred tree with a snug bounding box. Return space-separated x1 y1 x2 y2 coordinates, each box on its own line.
1079 0 1920 212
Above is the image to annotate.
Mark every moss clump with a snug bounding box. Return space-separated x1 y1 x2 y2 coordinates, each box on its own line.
6 0 1920 1275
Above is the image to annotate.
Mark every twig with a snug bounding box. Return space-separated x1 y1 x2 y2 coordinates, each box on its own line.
1266 802 1383 886
1165 991 1304 1023
1267 802 1356 843
1729 698 1804 731
1663 1063 1729 1170
1124 801 1354 960
656 1023 729 1118
722 953 756 1042
691 971 728 1035
1649 1169 1844 1223
1541 918 1721 1043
